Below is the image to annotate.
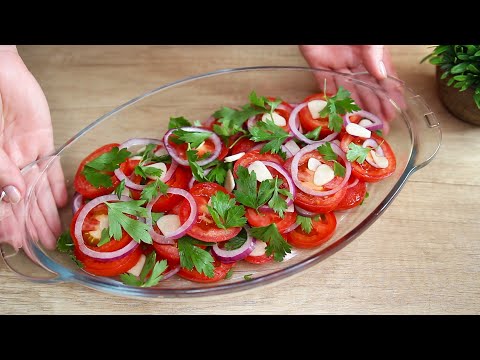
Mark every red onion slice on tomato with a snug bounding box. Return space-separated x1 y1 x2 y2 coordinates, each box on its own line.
161 264 181 280
74 195 139 260
72 192 83 214
145 188 198 244
163 127 222 166
343 110 383 131
346 177 359 189
290 142 351 197
288 103 339 144
294 205 322 217
283 221 300 234
212 229 256 263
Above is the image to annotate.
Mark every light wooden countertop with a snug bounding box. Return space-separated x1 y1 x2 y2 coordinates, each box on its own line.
1 45 479 314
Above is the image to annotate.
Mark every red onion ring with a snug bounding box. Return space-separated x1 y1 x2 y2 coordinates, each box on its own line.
114 138 177 191
294 205 322 217
290 142 351 197
203 116 216 128
145 188 197 244
74 195 139 260
188 168 212 189
282 221 300 234
251 143 293 158
288 103 339 144
212 230 256 263
163 127 222 166
343 110 383 131
257 161 296 211
346 177 359 189
362 139 386 168
72 192 83 214
161 264 181 280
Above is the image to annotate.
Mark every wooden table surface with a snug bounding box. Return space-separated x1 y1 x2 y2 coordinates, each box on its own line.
1 45 479 314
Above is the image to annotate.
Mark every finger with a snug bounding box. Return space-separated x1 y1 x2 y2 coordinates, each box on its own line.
47 157 68 208
0 202 24 251
361 45 388 81
34 168 62 237
26 189 57 250
0 148 25 204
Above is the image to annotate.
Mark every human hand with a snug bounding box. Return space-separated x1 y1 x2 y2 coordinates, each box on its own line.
0 46 67 252
299 45 405 134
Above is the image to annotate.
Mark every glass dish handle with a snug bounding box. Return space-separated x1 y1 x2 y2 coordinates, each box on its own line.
405 94 442 174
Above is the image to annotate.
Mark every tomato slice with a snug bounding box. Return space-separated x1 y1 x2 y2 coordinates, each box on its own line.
167 135 228 163
286 212 336 248
335 177 367 211
178 261 235 283
284 157 347 213
74 143 122 199
340 133 396 182
244 253 273 264
70 203 141 277
178 182 242 242
245 208 296 233
233 149 284 175
298 93 335 136
230 137 256 155
152 242 180 265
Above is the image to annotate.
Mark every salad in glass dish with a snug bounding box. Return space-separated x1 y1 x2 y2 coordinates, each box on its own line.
59 87 396 287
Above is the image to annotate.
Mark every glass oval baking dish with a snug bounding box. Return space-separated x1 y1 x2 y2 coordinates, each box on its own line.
0 66 441 299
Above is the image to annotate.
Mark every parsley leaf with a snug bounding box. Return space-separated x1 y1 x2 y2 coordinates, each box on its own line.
244 274 254 281
296 216 313 234
305 126 322 141
114 179 127 200
375 130 383 137
178 236 215 278
82 147 131 188
250 223 292 262
234 166 271 209
120 252 168 288
333 161 346 177
140 178 168 203
249 119 289 155
224 228 248 250
168 116 192 129
105 200 152 244
319 86 361 132
56 231 74 253
137 144 172 164
171 129 211 148
151 212 164 222
224 268 234 280
212 106 251 138
205 161 232 186
346 143 371 164
134 164 163 179
186 150 208 183
206 191 246 229
97 228 111 247
267 177 292 218
70 254 84 269
317 142 338 161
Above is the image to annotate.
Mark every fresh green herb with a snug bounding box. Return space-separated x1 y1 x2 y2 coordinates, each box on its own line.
207 191 247 229
296 215 313 234
136 143 171 164
421 45 480 109
140 178 168 203
104 200 152 244
171 129 211 148
186 150 208 182
317 142 338 161
168 116 192 129
249 118 289 156
151 212 164 223
375 129 383 137
305 126 322 141
319 86 361 132
56 231 74 253
234 166 273 209
249 91 282 113
97 228 111 247
250 224 292 262
82 146 131 188
224 268 234 280
120 252 168 288
267 177 292 218
346 143 371 164
205 161 232 186
114 179 127 200
178 236 215 278
244 274 254 281
134 164 163 179
70 254 84 268
333 161 346 177
224 228 248 250
193 120 202 127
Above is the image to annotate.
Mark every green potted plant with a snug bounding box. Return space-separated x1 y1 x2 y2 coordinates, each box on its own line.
422 45 480 125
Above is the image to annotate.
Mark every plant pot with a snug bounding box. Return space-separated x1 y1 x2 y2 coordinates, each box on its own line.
436 67 480 125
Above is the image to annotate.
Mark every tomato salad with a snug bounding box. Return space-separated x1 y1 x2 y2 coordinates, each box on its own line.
57 88 396 287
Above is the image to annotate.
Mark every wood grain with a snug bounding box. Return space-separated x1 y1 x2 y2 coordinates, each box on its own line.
1 45 479 314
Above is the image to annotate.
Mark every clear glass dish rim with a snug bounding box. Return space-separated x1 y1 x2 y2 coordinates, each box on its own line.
22 66 434 298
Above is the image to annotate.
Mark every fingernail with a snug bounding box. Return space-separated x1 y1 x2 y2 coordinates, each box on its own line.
3 185 21 204
379 60 387 78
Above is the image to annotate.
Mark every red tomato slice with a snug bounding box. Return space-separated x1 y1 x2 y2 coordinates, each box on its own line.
245 208 296 233
74 143 122 199
233 149 284 175
152 242 180 265
167 135 228 163
340 133 396 182
244 253 273 264
335 177 367 211
178 261 235 283
230 137 256 155
286 212 336 248
70 203 141 277
298 93 335 136
178 182 242 242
